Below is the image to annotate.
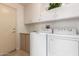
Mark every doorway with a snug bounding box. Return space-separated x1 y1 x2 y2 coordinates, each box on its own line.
0 4 17 55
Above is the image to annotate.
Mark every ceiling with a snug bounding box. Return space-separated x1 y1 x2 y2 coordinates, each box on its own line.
19 3 33 6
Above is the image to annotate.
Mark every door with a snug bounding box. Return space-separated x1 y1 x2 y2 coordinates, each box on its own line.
0 4 16 55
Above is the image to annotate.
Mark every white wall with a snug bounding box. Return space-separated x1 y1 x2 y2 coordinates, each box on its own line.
26 18 79 34
16 4 28 50
16 6 28 33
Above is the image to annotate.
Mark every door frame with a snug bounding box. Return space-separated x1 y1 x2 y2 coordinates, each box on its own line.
1 3 24 50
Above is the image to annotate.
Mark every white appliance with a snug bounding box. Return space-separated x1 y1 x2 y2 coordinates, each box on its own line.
48 34 79 56
30 27 79 56
48 27 79 56
30 32 47 56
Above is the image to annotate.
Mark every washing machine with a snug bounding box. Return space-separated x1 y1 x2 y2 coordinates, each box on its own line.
48 27 79 56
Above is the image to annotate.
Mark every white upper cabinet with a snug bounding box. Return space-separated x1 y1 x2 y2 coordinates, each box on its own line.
24 3 79 24
56 3 79 20
40 3 79 21
40 3 56 22
40 3 58 21
24 3 41 24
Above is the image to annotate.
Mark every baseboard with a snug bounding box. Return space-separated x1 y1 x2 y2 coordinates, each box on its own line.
2 49 16 56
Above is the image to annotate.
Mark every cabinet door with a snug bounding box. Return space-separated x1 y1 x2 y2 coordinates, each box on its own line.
20 34 30 53
49 37 78 56
20 34 26 51
24 4 33 24
25 4 41 24
31 4 41 23
56 3 79 20
40 3 57 22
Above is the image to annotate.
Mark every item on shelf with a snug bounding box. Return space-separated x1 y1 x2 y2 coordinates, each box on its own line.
48 3 62 10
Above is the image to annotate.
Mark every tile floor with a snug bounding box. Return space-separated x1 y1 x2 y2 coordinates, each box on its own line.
4 50 30 56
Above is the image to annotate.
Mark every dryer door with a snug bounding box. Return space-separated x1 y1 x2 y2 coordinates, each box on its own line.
30 32 46 56
48 35 78 56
